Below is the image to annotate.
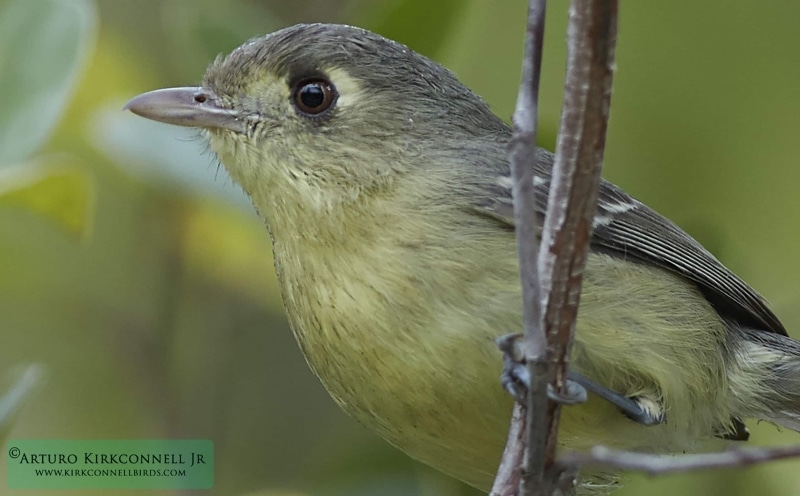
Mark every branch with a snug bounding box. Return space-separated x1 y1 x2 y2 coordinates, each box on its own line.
501 0 549 494
491 403 528 496
495 0 619 495
536 0 618 481
561 444 800 476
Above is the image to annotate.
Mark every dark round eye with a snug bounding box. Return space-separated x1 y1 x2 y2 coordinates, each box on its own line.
293 79 336 116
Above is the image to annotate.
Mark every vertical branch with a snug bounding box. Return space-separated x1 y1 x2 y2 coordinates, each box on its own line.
537 0 618 480
491 403 528 496
514 0 551 489
495 0 619 495
499 0 548 494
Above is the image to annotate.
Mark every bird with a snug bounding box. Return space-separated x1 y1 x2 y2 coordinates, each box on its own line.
125 23 800 494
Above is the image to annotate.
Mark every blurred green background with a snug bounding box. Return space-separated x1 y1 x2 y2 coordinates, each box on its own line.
2 0 800 495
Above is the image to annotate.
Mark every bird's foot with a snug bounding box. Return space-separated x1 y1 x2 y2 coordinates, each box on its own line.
497 333 587 406
496 333 665 426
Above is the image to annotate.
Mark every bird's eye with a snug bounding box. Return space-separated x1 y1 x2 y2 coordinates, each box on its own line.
292 79 337 116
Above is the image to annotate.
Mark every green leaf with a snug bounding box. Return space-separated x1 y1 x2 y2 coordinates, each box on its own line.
0 0 96 167
0 365 45 442
0 158 94 238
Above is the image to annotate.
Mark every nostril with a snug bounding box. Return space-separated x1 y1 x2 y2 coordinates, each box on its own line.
193 92 208 103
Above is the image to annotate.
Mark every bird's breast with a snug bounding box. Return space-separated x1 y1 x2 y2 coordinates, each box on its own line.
269 233 519 488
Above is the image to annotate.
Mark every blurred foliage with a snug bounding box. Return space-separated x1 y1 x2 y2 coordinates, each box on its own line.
0 366 44 448
0 0 95 451
0 0 95 167
0 160 93 239
0 0 96 239
1 1 800 496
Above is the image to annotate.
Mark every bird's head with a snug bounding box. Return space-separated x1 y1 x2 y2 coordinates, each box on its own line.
126 23 508 231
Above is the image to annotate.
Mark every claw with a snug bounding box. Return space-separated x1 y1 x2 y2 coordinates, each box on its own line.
567 370 665 426
548 380 588 405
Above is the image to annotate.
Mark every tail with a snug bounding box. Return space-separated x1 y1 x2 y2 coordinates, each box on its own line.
732 327 800 431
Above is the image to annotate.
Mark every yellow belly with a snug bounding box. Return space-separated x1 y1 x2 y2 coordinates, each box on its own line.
278 242 733 492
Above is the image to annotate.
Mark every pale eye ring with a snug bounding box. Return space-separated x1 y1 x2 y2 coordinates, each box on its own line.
292 79 337 116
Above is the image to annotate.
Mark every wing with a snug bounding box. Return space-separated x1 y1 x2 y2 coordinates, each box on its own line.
471 150 786 336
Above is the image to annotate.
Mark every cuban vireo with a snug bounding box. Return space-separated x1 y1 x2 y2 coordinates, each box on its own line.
125 23 800 494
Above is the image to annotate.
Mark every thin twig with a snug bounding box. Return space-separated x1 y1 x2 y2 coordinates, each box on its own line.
490 403 528 496
562 444 800 476
503 0 548 494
